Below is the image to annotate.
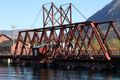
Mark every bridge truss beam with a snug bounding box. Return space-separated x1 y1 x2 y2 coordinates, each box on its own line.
14 21 120 61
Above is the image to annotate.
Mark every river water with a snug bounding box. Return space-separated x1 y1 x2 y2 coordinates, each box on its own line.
0 65 120 80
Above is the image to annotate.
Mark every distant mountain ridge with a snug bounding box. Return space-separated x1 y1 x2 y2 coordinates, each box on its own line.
88 0 120 25
0 30 19 39
88 0 120 38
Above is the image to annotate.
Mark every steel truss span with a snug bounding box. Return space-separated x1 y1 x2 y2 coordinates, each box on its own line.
14 21 120 62
13 3 120 63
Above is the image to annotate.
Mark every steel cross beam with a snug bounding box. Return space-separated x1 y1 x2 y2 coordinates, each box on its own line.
43 2 72 27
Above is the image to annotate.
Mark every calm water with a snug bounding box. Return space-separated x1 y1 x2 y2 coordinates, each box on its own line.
0 65 120 80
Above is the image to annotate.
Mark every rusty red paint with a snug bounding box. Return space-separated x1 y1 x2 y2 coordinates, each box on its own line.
13 3 120 61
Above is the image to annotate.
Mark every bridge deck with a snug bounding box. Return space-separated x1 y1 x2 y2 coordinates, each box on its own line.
0 54 120 63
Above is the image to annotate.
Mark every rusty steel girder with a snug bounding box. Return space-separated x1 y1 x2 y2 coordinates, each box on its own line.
13 3 120 62
14 21 120 61
43 2 72 27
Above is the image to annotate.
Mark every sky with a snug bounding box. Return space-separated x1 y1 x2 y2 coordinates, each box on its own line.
0 0 112 30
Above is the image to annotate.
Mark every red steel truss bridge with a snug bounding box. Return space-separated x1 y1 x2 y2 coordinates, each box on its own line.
4 3 120 64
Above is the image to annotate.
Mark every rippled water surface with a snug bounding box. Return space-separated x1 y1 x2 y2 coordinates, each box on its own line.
0 65 120 80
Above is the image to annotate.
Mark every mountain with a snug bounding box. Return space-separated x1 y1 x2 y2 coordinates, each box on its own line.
0 30 19 39
0 29 33 39
88 0 120 25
